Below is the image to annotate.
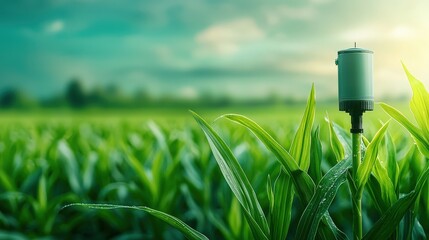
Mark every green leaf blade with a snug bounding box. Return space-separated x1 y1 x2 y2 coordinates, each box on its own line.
191 111 269 240
223 113 348 240
309 127 322 183
326 116 351 161
270 172 293 240
63 203 208 240
290 84 316 171
223 113 315 204
380 102 429 158
356 121 390 193
364 164 429 239
296 157 352 240
403 63 429 138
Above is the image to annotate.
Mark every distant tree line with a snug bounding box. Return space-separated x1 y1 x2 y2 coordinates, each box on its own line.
0 78 330 110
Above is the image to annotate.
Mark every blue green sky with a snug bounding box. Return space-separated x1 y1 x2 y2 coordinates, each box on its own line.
1 0 429 100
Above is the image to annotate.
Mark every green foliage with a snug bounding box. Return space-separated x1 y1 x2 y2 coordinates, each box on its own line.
309 127 322 184
199 87 347 239
381 64 429 158
2 64 429 239
356 121 390 195
290 84 316 171
192 111 270 240
296 157 351 239
63 203 209 240
222 113 315 204
377 63 429 238
363 166 429 239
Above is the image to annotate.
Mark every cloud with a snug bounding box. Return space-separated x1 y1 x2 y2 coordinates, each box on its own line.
265 6 315 26
390 25 416 40
278 59 335 76
45 20 64 34
340 27 378 42
196 18 264 56
340 24 421 43
310 0 333 4
274 6 315 20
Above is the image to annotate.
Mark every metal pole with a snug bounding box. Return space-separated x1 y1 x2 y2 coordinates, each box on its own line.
352 133 362 240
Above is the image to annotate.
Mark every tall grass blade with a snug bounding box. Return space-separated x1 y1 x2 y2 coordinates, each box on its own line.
63 203 208 240
191 111 269 240
296 156 352 239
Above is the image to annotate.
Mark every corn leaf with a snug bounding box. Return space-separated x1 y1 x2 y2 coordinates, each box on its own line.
363 165 429 239
148 121 173 163
361 136 397 212
309 127 322 183
223 113 314 203
37 173 48 213
57 140 85 196
296 156 352 240
267 175 274 213
386 133 399 192
227 197 243 238
356 121 390 193
366 171 396 214
191 111 270 240
418 179 429 238
364 191 417 240
270 172 293 240
223 114 348 239
397 145 418 192
326 116 351 161
403 63 429 138
208 210 235 240
0 170 15 192
380 103 429 158
63 203 208 240
290 84 315 171
123 146 156 202
371 160 397 210
269 84 314 240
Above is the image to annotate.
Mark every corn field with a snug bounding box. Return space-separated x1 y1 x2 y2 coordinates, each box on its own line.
1 65 429 239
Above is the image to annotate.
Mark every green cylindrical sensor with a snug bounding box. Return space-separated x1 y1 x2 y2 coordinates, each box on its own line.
335 47 374 133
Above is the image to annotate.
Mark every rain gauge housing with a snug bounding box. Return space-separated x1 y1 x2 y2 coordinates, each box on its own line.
335 47 374 133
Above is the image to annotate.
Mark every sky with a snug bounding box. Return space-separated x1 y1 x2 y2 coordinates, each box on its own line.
1 0 429 101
